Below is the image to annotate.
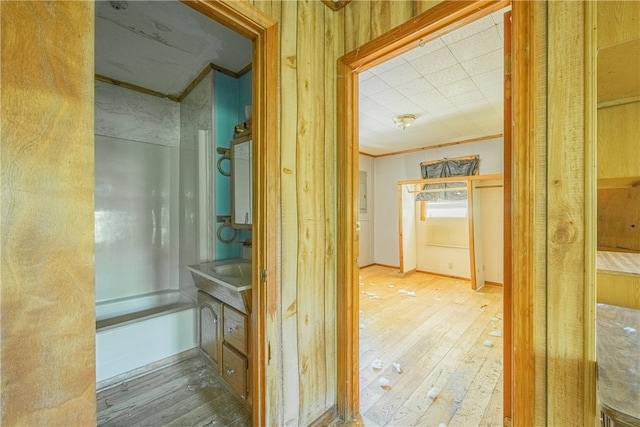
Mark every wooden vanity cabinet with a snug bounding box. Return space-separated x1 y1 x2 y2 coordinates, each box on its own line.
197 290 250 406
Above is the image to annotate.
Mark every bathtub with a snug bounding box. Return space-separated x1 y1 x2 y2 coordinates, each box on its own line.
96 290 197 384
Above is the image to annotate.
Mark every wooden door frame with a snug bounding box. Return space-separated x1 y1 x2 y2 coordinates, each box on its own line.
181 2 278 426
337 0 533 423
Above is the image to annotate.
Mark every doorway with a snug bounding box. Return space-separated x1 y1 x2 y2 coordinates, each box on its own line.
94 2 277 425
336 0 541 423
355 7 507 425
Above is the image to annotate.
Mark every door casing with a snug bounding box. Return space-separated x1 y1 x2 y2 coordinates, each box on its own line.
336 0 531 422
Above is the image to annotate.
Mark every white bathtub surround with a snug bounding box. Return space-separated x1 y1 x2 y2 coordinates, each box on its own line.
96 289 194 330
95 81 180 147
95 290 196 384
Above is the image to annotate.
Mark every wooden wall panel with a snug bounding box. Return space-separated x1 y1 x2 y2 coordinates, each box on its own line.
598 187 640 252
254 0 342 424
546 2 596 425
597 272 640 309
597 0 640 49
598 102 640 181
344 1 372 53
0 2 96 425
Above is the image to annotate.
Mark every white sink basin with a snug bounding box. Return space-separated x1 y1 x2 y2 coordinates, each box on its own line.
187 259 252 292
212 262 251 282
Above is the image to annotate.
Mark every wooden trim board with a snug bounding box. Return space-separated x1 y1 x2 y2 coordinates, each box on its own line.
362 134 503 158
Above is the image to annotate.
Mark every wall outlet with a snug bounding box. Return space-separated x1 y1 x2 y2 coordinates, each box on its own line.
448 262 453 270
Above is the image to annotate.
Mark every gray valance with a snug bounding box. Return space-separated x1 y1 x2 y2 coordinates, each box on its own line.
415 156 479 201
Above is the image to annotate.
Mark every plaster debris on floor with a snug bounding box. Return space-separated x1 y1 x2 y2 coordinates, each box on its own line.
371 359 384 370
392 362 402 373
427 387 440 400
489 329 503 337
483 339 494 347
379 377 390 388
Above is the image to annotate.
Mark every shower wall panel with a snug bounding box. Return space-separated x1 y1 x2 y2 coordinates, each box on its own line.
95 82 180 302
180 72 214 299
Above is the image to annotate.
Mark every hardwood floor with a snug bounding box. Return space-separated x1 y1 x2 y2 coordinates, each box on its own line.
358 265 503 427
96 265 501 427
96 356 251 427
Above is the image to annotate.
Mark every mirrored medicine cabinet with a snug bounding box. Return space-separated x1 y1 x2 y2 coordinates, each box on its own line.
231 135 252 228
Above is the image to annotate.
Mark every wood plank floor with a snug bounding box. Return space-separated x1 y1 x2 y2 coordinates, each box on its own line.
96 356 251 427
359 265 503 427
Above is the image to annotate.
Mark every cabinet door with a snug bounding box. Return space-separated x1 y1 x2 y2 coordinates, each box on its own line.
198 291 221 370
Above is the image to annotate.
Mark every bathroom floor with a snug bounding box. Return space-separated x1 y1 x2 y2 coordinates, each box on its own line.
97 355 251 427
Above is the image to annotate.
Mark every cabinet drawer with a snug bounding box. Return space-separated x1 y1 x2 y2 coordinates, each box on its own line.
223 305 247 354
222 343 247 399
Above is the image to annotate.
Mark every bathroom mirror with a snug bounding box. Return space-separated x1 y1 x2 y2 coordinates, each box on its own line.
231 136 252 228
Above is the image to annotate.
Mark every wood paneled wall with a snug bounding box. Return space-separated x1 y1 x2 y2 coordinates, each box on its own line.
0 2 96 425
547 1 597 425
249 0 342 424
0 0 599 425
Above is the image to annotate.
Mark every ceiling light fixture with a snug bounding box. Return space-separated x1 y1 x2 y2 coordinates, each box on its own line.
393 114 416 130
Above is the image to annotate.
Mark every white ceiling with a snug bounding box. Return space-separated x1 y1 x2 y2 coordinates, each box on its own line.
359 8 509 156
95 1 252 97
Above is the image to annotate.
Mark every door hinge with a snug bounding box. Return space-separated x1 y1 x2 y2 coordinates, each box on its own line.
504 416 513 427
260 269 267 282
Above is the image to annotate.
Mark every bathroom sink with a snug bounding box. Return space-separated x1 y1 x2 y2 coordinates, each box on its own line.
212 262 251 282
187 259 252 292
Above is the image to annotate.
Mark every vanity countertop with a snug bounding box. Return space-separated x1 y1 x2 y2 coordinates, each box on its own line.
187 259 252 314
187 259 252 292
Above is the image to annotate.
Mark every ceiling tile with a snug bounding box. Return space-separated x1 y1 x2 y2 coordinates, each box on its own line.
460 49 503 76
479 83 504 101
368 88 408 106
422 63 469 88
369 55 407 75
395 77 435 97
438 77 478 98
447 89 486 106
447 26 503 63
471 67 503 89
441 15 495 44
359 75 392 97
377 63 422 87
491 8 510 25
402 38 446 61
408 47 458 75
385 98 424 116
359 69 376 82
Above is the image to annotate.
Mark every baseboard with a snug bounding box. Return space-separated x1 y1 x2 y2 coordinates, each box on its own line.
359 262 400 270
358 263 376 269
395 268 416 278
97 347 199 391
416 269 470 281
484 281 504 287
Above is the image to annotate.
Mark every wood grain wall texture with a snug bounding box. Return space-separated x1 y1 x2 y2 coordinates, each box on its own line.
0 2 96 426
249 0 343 424
0 0 599 425
547 1 596 425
